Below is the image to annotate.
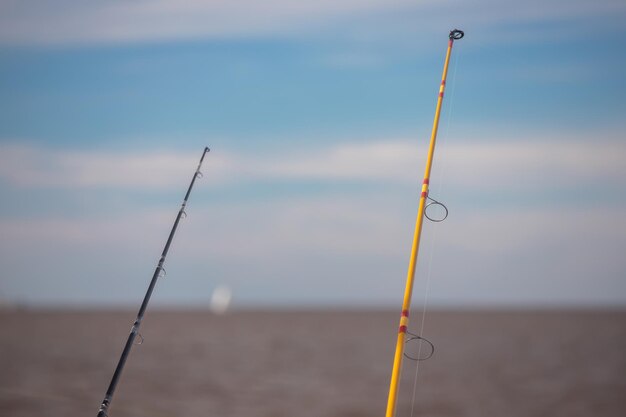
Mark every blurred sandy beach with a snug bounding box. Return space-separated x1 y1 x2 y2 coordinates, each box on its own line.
0 309 624 417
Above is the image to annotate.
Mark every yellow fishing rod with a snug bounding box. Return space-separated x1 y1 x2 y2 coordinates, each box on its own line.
385 28 464 417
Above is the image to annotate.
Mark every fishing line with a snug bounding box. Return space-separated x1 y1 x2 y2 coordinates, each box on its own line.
406 210 441 417
407 40 462 417
407 203 443 417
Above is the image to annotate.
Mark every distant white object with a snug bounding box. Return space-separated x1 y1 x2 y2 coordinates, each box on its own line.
209 285 232 314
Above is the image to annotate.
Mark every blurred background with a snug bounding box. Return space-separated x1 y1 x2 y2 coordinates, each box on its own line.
0 1 625 416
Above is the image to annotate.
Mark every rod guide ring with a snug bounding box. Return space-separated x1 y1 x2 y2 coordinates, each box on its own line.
404 331 435 361
424 197 448 223
449 29 464 40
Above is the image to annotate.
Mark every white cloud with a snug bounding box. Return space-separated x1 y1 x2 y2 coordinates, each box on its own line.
440 206 626 256
0 144 200 188
430 205 626 305
2 135 625 306
0 0 420 45
2 190 625 306
0 0 623 45
1 136 625 192
439 139 626 190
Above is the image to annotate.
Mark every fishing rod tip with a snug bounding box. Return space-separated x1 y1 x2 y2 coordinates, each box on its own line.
449 29 464 40
204 146 210 153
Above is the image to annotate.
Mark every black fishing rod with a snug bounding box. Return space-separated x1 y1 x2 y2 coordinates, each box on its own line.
97 146 210 417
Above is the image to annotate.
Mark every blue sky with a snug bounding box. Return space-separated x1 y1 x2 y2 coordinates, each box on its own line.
1 0 625 308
